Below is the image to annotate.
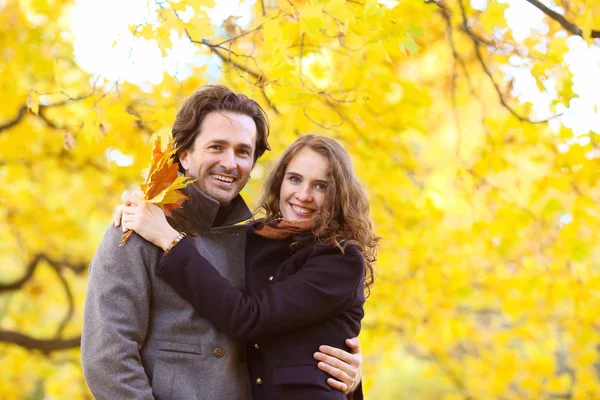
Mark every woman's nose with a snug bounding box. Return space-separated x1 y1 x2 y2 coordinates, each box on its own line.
295 185 313 202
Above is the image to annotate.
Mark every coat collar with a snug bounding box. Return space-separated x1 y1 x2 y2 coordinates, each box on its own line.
171 184 252 232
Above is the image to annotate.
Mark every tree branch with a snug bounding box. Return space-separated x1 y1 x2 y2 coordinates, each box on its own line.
0 250 87 353
39 253 87 274
0 253 87 293
302 108 343 130
38 106 67 131
0 86 98 134
440 4 463 158
260 0 266 16
212 22 266 47
0 255 41 292
0 106 27 133
0 330 80 353
431 353 473 399
525 0 600 39
47 263 76 338
299 33 307 88
456 0 560 124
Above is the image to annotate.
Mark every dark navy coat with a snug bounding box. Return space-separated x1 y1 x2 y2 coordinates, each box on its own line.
158 228 366 400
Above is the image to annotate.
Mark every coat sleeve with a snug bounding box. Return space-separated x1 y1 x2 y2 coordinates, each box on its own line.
157 238 364 339
347 381 363 400
81 226 155 399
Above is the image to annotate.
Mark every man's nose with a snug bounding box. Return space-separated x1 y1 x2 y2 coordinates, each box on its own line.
219 149 236 171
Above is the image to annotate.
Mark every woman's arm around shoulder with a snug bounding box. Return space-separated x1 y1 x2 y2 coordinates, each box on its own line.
157 238 365 338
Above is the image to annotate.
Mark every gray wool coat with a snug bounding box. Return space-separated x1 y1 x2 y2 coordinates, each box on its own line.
81 186 253 400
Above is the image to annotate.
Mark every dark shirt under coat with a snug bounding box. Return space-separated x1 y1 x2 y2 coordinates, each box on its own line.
158 228 366 400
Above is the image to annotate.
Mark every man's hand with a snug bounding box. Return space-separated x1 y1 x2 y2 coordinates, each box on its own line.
314 337 362 394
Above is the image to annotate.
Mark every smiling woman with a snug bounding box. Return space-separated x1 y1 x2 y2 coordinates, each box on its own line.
278 147 330 220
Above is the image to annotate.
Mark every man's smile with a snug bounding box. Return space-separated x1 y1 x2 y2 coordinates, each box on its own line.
211 173 235 183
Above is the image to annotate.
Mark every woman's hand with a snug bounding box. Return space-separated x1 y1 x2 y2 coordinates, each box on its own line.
120 194 180 251
113 204 126 230
113 190 143 232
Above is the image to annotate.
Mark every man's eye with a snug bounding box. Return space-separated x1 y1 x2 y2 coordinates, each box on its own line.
238 149 251 156
209 145 223 151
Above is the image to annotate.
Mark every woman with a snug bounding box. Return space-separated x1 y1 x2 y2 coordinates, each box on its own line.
121 135 378 400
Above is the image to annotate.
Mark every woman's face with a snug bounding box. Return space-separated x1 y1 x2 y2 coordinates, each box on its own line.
278 147 330 221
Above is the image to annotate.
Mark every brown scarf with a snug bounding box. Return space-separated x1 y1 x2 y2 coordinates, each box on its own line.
251 218 313 240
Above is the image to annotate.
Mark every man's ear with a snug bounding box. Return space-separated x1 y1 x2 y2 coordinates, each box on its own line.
179 149 190 171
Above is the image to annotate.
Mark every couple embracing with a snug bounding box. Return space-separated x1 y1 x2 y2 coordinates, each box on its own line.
81 85 378 400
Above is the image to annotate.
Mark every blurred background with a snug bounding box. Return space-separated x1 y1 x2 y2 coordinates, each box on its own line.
1 0 599 398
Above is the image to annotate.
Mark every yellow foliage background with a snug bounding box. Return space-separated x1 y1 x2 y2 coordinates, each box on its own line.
1 0 599 398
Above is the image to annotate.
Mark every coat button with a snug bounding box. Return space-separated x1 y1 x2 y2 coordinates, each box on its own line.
254 343 259 350
190 228 199 236
268 276 274 282
255 378 263 385
213 347 225 358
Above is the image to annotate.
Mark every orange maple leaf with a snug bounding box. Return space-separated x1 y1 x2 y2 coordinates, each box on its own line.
120 136 194 246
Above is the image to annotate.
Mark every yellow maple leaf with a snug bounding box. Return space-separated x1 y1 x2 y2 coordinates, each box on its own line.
26 91 39 115
120 135 194 246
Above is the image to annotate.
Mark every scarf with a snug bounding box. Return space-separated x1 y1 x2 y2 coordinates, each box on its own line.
251 218 313 240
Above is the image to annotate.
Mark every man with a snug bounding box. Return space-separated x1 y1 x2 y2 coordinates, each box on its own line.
81 85 362 399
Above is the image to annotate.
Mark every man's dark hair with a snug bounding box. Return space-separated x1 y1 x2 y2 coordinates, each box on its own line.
172 85 270 170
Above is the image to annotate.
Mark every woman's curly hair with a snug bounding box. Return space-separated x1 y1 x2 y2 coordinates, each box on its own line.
258 134 379 295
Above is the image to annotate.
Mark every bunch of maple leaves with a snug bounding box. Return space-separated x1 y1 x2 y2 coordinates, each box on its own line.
120 136 193 246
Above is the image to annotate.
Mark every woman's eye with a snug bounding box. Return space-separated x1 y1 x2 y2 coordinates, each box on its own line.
315 184 327 191
289 176 300 183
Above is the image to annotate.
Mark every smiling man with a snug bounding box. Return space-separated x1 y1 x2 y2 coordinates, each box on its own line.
179 111 255 203
81 85 363 400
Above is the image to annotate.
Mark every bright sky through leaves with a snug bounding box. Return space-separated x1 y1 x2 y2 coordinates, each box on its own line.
71 0 599 134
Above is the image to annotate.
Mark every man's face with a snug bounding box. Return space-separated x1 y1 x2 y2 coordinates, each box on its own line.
179 111 257 205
